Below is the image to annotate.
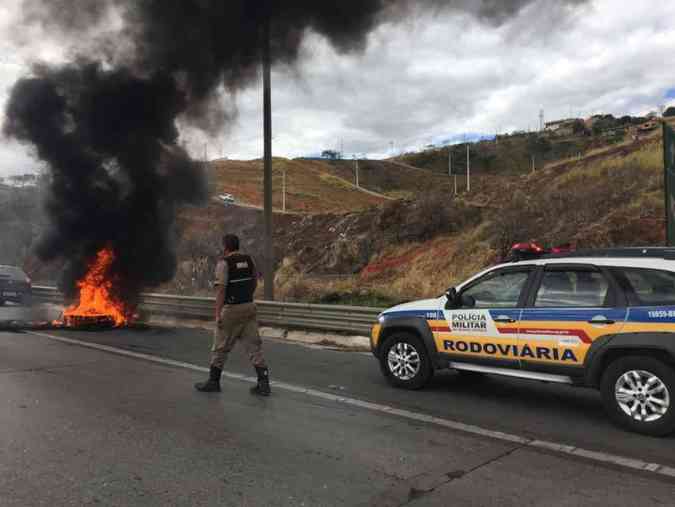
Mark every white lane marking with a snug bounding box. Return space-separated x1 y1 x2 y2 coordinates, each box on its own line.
26 331 673 479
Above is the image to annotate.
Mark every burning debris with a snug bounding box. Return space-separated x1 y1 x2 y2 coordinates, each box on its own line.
3 64 208 324
60 247 130 328
3 1 587 324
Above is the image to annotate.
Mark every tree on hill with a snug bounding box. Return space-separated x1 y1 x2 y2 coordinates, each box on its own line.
571 119 589 135
592 115 619 136
321 150 340 160
664 107 675 118
527 135 552 159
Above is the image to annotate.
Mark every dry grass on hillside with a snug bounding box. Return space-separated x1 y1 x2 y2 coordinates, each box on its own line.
284 138 667 305
211 158 386 213
486 139 664 257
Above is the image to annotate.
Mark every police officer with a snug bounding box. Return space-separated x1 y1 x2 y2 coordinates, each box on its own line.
195 234 271 396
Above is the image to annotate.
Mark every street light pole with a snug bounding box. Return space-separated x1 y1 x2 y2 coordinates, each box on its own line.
262 14 274 300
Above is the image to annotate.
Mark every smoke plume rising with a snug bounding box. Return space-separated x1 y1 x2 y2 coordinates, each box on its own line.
4 0 587 303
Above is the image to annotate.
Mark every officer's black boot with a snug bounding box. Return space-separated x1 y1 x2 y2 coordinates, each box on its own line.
195 366 222 392
250 366 271 396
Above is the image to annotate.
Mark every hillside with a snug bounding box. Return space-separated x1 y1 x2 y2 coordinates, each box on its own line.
393 115 662 177
273 134 666 305
310 158 455 199
210 158 388 213
209 156 464 213
4 118 670 308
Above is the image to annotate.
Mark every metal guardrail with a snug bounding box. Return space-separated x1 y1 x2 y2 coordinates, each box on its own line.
32 286 382 335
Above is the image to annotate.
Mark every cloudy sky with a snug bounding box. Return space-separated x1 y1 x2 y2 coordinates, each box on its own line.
1 0 675 177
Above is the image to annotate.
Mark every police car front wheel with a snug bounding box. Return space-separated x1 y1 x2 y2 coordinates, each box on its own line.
380 333 433 390
601 356 675 436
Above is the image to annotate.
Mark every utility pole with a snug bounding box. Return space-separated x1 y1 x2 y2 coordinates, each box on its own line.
531 155 535 173
466 143 471 193
448 148 452 177
449 148 457 195
262 12 274 300
282 167 286 213
203 143 209 181
354 157 360 188
539 109 544 131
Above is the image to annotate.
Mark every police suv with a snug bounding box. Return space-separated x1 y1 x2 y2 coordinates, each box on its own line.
371 246 675 436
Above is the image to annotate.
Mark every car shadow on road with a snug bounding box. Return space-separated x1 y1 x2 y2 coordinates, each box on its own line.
416 370 638 438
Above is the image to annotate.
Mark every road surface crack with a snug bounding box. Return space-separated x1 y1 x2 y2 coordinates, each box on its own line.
403 443 528 505
369 442 528 507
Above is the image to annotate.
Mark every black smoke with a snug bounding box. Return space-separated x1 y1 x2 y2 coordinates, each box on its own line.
4 0 587 305
4 63 207 306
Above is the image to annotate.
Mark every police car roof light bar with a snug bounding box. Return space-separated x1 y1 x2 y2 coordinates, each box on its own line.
507 242 575 262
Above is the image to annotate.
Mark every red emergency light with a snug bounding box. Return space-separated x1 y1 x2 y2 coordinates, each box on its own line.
506 242 574 262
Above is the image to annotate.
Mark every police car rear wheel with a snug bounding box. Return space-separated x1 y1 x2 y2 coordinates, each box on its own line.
380 333 432 390
601 356 675 436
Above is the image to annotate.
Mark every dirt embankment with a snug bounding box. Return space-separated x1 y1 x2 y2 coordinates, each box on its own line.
271 135 666 304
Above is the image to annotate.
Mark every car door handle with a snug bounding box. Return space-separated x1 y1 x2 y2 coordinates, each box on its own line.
494 316 516 324
588 317 615 325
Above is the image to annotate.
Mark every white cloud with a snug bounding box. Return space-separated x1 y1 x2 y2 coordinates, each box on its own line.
198 0 675 160
1 0 675 172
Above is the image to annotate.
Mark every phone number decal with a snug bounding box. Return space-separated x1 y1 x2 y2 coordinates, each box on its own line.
647 310 675 319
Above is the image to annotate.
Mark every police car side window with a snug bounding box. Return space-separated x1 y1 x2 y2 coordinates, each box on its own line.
461 271 530 309
535 270 609 307
616 268 675 306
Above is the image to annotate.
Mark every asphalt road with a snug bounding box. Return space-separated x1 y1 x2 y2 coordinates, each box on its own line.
31 321 675 468
2 307 675 505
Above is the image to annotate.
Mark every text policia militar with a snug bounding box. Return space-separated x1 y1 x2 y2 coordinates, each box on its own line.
451 313 488 331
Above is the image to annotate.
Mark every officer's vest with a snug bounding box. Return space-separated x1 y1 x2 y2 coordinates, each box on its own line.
224 253 255 304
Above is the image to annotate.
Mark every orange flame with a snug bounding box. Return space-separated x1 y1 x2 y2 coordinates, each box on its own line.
63 248 128 327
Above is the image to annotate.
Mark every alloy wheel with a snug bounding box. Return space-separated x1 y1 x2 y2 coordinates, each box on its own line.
387 342 421 381
615 369 670 423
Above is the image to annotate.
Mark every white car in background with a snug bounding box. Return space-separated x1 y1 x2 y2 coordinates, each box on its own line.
217 194 235 205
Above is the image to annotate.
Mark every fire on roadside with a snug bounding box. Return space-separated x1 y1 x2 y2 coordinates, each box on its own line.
55 248 131 328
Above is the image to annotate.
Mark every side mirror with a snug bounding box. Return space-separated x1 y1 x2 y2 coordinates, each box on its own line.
444 288 458 309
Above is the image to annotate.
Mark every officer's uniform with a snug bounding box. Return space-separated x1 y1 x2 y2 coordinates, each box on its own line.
211 252 267 370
